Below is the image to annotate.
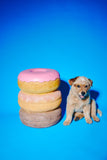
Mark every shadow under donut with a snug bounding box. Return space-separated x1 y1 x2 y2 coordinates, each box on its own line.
59 80 70 119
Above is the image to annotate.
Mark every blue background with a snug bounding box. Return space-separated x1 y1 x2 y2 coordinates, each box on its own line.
0 0 107 160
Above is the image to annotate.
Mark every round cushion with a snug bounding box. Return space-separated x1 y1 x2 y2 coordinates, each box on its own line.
18 90 62 112
18 68 60 94
19 107 62 128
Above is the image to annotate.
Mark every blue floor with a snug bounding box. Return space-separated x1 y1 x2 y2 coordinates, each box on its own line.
1 112 107 160
1 0 107 160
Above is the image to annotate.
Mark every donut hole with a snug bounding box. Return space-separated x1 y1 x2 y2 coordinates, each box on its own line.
31 69 48 73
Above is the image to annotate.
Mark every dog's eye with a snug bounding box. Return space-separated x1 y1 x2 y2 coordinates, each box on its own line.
77 85 80 88
85 85 88 88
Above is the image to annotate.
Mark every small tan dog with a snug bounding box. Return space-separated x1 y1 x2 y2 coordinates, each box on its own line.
63 76 102 125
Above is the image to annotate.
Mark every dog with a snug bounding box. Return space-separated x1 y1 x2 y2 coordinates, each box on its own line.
63 76 102 125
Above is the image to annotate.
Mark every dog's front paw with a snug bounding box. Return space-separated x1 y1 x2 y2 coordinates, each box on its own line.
63 120 71 126
86 118 93 124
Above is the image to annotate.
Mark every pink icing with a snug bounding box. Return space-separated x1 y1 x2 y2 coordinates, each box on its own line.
18 68 60 82
18 90 61 103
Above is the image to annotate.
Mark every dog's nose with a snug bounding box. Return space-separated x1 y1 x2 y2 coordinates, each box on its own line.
81 91 85 96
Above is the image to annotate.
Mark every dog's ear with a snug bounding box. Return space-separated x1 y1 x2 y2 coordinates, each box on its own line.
88 79 93 86
68 76 79 86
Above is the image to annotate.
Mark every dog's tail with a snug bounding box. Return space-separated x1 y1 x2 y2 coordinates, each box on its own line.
97 109 102 117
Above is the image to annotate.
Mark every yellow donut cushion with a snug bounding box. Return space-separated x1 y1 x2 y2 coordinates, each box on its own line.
18 78 60 94
18 90 62 112
18 68 60 94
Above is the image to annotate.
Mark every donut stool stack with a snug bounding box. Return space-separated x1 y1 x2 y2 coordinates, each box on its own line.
18 68 62 128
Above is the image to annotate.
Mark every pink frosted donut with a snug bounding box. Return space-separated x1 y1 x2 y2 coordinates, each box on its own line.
18 90 62 112
18 68 60 93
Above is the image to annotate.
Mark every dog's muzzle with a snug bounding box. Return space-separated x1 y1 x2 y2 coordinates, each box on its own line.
79 91 86 99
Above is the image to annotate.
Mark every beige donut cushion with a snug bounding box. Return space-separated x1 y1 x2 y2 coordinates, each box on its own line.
18 90 62 112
